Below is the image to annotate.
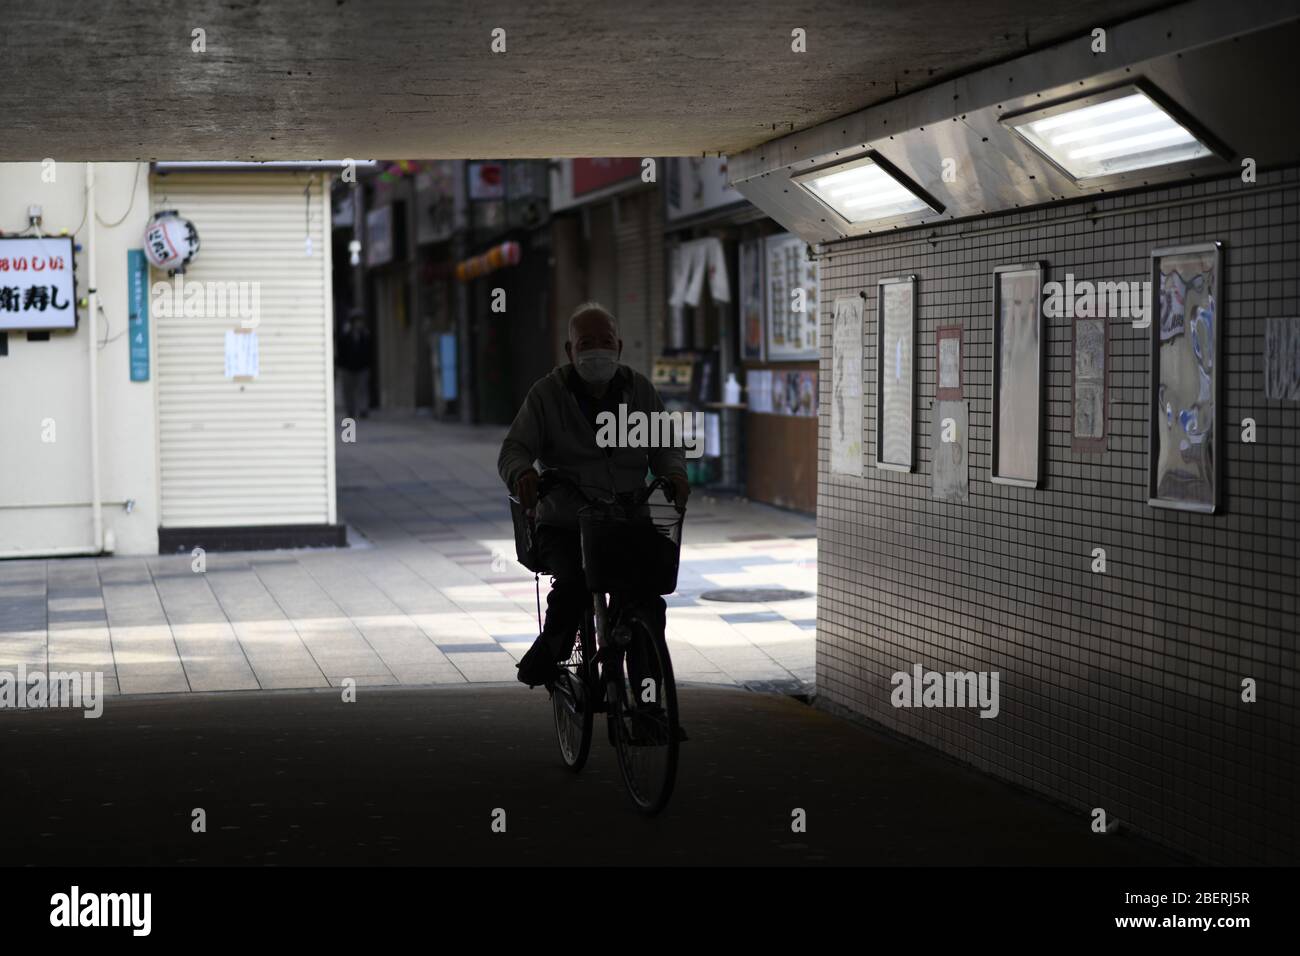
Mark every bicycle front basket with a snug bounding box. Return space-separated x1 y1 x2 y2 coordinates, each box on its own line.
509 496 547 573
578 502 683 595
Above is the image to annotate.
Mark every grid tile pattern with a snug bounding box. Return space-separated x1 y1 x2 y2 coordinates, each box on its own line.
815 167 1299 864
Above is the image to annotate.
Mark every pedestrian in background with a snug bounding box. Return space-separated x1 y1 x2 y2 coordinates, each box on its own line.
337 307 374 420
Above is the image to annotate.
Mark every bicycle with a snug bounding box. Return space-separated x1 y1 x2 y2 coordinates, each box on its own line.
509 471 685 815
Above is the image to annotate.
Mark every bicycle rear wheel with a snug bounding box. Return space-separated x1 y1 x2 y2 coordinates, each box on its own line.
551 610 595 771
607 614 679 814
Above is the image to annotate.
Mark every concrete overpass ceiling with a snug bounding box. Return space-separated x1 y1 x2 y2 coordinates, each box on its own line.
0 0 1168 161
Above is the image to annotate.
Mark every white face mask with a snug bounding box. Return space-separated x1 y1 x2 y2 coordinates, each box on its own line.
574 348 618 385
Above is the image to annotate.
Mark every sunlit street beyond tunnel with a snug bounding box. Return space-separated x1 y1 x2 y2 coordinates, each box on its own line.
0 418 816 696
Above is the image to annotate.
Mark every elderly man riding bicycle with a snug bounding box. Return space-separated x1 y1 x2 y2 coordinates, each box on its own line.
498 301 690 688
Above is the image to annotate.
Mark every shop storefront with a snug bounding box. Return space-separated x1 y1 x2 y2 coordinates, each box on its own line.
663 157 818 512
550 159 664 380
364 170 426 412
734 228 819 513
662 158 743 491
461 159 552 425
413 160 467 420
0 161 345 557
0 163 159 557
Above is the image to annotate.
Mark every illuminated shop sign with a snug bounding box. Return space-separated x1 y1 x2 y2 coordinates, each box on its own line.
0 236 76 331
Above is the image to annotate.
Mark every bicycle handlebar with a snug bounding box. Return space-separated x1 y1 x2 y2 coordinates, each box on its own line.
518 470 684 514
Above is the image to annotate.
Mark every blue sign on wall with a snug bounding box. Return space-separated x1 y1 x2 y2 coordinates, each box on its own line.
439 333 458 400
127 249 149 382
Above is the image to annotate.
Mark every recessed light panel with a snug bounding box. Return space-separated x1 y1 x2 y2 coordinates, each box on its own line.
1008 88 1213 181
797 156 934 224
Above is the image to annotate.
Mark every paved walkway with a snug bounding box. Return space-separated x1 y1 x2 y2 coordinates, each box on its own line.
0 416 816 697
0 684 1174 865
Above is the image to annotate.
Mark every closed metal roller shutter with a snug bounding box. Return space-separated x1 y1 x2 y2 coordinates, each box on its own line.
587 203 617 313
614 189 662 376
152 172 336 528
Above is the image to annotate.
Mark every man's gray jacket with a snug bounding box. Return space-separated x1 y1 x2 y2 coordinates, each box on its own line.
498 364 687 529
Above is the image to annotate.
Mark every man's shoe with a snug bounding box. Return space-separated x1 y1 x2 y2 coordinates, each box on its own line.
516 636 560 688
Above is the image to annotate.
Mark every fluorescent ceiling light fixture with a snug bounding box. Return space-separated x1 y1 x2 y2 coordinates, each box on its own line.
1006 86 1214 182
794 155 937 224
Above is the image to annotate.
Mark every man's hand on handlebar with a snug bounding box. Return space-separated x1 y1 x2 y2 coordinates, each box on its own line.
668 474 690 510
515 468 540 514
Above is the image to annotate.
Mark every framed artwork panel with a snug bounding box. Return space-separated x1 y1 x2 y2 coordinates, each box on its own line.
1263 317 1300 401
1072 312 1110 453
830 294 864 475
936 325 963 401
764 232 819 361
1148 242 1222 513
875 275 917 472
992 262 1046 488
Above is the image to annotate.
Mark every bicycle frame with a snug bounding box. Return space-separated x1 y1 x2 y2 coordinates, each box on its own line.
514 469 683 813
592 591 611 653
589 591 631 697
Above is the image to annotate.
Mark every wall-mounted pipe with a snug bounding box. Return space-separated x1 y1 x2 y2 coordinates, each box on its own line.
87 162 104 555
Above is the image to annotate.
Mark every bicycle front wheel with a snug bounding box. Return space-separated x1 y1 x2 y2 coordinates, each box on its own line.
607 615 679 815
552 610 595 771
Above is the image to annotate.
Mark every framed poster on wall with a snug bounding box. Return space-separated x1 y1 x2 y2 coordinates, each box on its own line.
936 325 963 401
831 294 864 474
738 238 765 361
1149 242 1222 513
875 275 916 472
1072 312 1109 452
772 370 817 416
992 262 1045 487
1263 317 1300 401
764 232 819 360
933 400 969 502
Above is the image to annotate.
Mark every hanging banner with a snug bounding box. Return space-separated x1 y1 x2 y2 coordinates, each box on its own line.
455 240 521 282
127 249 150 381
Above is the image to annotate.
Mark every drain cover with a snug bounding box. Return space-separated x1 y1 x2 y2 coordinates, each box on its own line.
699 588 812 603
